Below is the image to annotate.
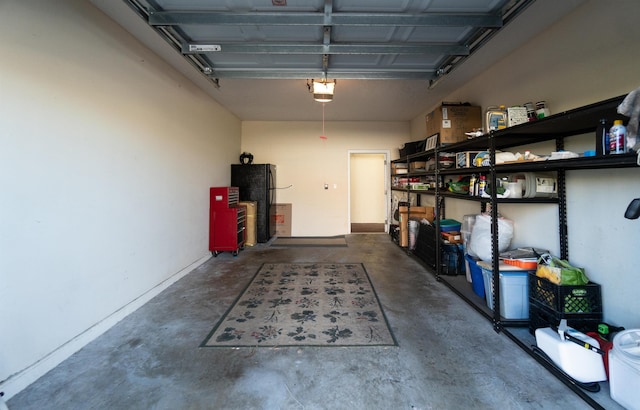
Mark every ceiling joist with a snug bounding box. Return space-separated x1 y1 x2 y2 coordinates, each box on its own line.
183 43 470 56
148 11 503 28
205 69 436 80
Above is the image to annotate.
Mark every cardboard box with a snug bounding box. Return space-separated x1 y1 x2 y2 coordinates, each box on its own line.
441 231 462 244
456 151 481 168
399 206 435 247
409 183 430 190
272 203 292 237
239 201 257 246
507 106 528 127
399 206 435 219
409 161 427 172
425 104 482 145
391 162 409 174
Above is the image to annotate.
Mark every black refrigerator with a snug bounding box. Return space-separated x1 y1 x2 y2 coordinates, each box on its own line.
231 164 276 243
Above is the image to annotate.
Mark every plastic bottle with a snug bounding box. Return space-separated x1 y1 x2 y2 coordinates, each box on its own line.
485 106 507 132
469 174 477 196
595 118 609 156
478 175 487 196
497 105 507 129
609 120 627 154
524 102 537 121
536 101 551 118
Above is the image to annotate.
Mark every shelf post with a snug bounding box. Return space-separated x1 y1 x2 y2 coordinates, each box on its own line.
434 134 442 279
488 132 502 330
558 169 568 260
555 136 569 260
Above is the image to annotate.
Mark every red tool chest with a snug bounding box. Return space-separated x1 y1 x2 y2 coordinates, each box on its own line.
209 187 246 256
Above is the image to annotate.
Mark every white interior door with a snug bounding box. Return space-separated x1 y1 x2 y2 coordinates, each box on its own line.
349 151 389 232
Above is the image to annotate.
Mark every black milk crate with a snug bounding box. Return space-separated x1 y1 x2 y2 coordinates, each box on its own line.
414 223 464 275
414 223 436 269
528 273 602 316
529 299 602 334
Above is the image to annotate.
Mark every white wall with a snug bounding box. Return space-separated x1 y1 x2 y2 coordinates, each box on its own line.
410 0 640 328
0 0 240 397
241 121 409 236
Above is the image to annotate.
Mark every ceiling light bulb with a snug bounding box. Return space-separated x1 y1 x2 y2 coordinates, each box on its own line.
313 81 335 103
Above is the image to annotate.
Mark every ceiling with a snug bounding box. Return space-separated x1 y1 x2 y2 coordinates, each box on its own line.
90 0 585 121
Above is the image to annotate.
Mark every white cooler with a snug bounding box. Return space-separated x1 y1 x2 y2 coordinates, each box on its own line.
609 329 640 410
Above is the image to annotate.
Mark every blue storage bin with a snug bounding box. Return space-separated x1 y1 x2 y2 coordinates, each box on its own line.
465 253 484 298
480 263 533 319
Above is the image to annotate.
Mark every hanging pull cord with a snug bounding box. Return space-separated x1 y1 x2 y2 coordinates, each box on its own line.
319 103 328 141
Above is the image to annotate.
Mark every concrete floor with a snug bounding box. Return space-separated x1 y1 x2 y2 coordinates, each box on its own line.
8 234 597 409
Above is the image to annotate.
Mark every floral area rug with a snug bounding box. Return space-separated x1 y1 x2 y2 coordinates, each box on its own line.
201 263 397 347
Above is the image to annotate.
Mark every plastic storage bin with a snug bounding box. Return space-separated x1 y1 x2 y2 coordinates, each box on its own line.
461 214 477 232
480 262 533 319
465 254 484 298
439 219 461 232
609 329 640 410
502 258 537 270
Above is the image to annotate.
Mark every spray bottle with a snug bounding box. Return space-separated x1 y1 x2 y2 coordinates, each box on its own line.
478 175 487 196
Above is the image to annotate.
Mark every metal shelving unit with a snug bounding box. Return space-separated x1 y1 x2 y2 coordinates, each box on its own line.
391 94 638 409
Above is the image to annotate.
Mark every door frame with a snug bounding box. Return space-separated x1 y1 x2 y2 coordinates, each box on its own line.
347 150 391 233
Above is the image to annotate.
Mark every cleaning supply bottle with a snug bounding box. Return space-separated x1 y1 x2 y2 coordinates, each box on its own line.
469 174 477 196
485 106 507 133
478 175 487 196
497 105 507 129
595 118 609 156
609 120 627 154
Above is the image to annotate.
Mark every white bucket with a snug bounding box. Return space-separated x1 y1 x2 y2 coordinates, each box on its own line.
609 329 640 410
